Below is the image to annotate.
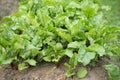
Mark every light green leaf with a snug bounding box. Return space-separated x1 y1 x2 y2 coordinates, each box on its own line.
64 62 70 68
66 1 81 9
18 63 28 70
104 63 119 80
43 56 52 62
64 49 73 57
14 42 24 49
87 44 105 56
0 38 9 47
77 67 88 78
65 53 78 77
25 59 37 66
68 41 80 49
27 44 36 50
2 58 15 64
57 30 72 42
69 53 78 68
28 12 39 27
78 47 96 65
20 51 31 59
0 53 17 64
66 68 75 77
84 5 96 17
55 43 63 50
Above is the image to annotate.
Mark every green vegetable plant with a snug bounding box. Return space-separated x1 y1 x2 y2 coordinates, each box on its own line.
0 0 120 79
104 63 120 80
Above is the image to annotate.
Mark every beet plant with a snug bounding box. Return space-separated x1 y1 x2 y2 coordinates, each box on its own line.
0 0 120 79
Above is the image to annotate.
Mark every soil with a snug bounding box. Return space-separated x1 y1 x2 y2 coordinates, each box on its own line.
0 0 118 80
0 0 19 19
0 61 108 80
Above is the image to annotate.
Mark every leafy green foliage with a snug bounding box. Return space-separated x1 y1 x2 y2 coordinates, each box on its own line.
104 63 120 80
0 0 120 79
65 53 78 77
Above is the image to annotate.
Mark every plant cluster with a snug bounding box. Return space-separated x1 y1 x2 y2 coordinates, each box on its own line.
0 0 120 79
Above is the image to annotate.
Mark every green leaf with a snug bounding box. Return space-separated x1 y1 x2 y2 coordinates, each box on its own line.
43 56 52 62
28 12 39 27
78 47 96 65
69 53 78 68
68 41 80 49
55 43 63 50
25 59 37 66
0 38 9 47
20 51 31 59
104 63 120 80
87 44 105 56
68 41 86 49
110 45 120 56
66 1 81 9
0 0 119 78
57 29 72 42
27 44 36 50
0 53 16 64
18 63 28 70
65 53 78 77
66 68 75 77
2 58 16 64
64 49 73 57
77 67 88 79
84 5 97 17
14 42 24 49
64 62 70 68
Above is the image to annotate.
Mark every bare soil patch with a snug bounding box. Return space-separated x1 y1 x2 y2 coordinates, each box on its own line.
0 61 107 80
0 0 19 19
